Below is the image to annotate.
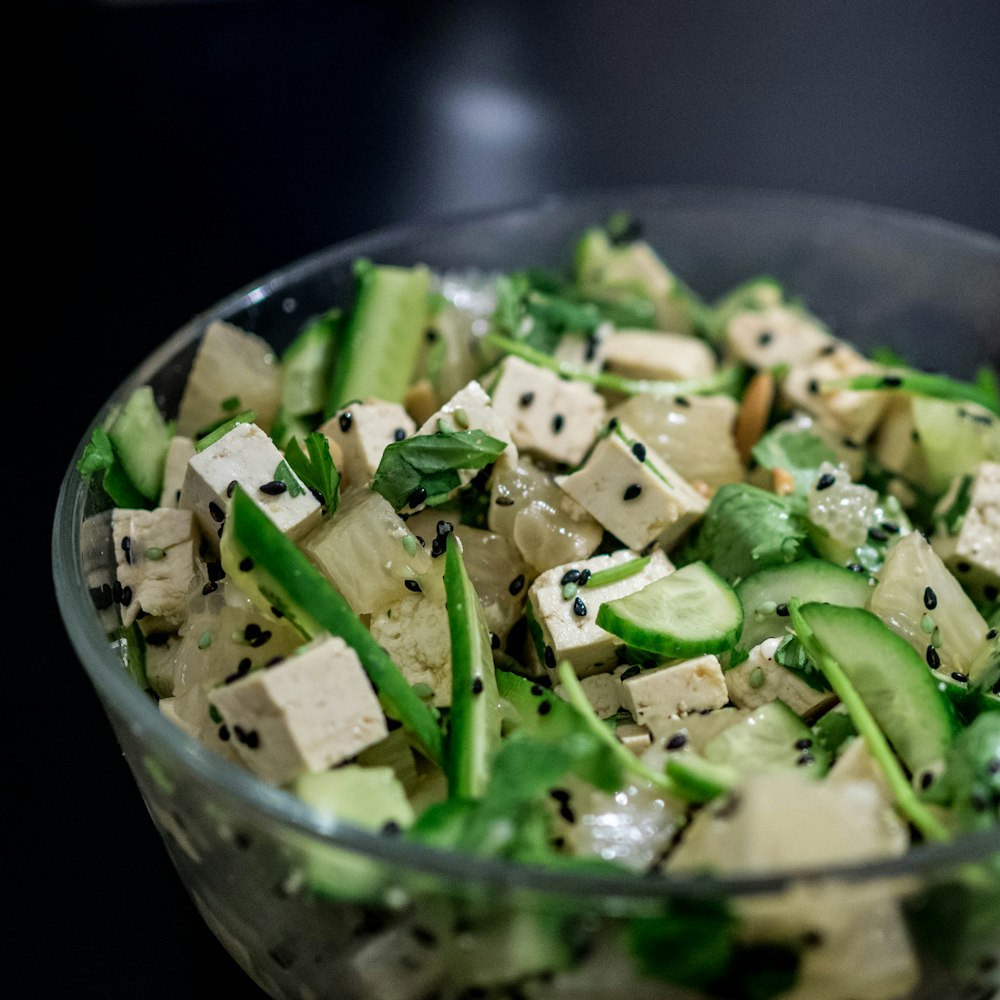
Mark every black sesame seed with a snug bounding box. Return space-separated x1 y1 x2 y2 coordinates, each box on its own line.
490 632 500 649
585 334 599 361
260 480 288 495
209 501 226 523
951 671 969 684
926 645 941 669
217 525 225 538
207 560 225 582
561 569 581 585
239 557 254 572
573 596 588 617
867 527 889 543
244 730 260 749
847 562 866 573
577 569 592 586
985 584 999 602
631 442 647 462
796 753 815 766
112 580 123 604
544 645 556 669
674 396 690 408
381 820 402 836
408 486 428 508
807 378 820 396
919 770 935 790
841 437 861 449
244 623 262 640
882 374 904 388
120 585 133 606
795 737 813 750
923 586 938 610
202 580 219 595
393 427 406 442
404 579 421 593
519 391 535 407
619 665 641 681
558 802 576 824
816 472 836 491
530 684 545 696
250 630 272 648
665 733 688 750
881 521 900 534
508 574 526 596
121 536 131 564
338 412 353 433
471 676 484 696
623 483 642 501
957 560 971 573
495 495 515 506
218 725 230 741
226 479 238 498
270 605 283 618
537 700 552 716
552 413 565 434
775 603 789 617
607 417 619 431
757 331 773 347
987 629 998 640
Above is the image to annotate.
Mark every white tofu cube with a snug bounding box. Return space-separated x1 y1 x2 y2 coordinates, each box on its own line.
112 507 198 629
158 435 196 508
318 400 415 490
619 655 729 729
528 548 674 678
369 595 452 706
553 670 621 719
553 324 610 374
210 634 388 785
782 342 890 444
602 329 717 383
556 420 708 551
932 461 1000 600
179 422 321 552
489 355 606 466
724 304 835 371
724 636 836 717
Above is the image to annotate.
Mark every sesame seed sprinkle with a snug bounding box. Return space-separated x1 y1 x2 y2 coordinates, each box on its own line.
623 483 642 501
631 442 646 462
404 579 421 593
926 645 941 669
923 586 937 610
471 677 484 696
509 574 525 595
561 569 581 585
339 412 353 433
573 596 587 617
816 472 836 491
259 480 288 495
665 733 687 750
552 413 565 434
519 391 535 407
209 501 226 523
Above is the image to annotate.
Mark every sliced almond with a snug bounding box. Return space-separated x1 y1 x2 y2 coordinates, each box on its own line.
734 370 775 465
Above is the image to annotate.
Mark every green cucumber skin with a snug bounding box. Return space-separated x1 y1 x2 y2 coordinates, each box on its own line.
799 603 959 776
281 309 341 418
220 485 443 764
325 265 429 415
735 559 874 654
444 536 502 801
595 562 743 659
108 386 171 501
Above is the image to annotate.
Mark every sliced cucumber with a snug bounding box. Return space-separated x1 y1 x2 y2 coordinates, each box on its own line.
280 308 341 418
595 561 743 659
734 559 873 655
325 263 430 414
107 386 171 502
798 603 959 777
664 753 737 803
444 535 503 800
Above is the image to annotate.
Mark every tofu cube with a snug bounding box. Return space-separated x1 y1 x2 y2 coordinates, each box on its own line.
724 636 836 717
488 355 606 467
553 324 610 374
528 548 674 678
318 400 415 490
556 420 708 550
619 655 729 730
553 670 622 719
210 634 388 785
724 304 835 371
782 342 890 444
112 507 198 629
871 397 931 486
179 422 321 551
602 329 717 383
369 595 452 706
932 461 1000 600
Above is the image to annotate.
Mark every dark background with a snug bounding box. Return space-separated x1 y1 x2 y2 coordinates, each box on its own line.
36 1 999 996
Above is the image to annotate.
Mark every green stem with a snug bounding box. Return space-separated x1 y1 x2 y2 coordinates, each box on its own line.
485 333 743 399
556 662 678 796
787 599 951 843
825 371 1000 417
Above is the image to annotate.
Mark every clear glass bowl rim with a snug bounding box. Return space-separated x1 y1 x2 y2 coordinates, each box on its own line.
53 183 1000 901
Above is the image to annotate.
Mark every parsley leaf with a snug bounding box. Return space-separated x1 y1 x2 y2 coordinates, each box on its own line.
751 428 838 495
283 431 340 515
371 429 507 510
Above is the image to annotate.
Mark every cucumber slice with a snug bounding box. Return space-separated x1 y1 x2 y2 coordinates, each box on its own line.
664 753 737 803
325 263 430 414
595 561 743 659
444 535 503 800
734 559 874 655
703 699 830 778
280 308 341 418
107 386 171 502
798 603 959 776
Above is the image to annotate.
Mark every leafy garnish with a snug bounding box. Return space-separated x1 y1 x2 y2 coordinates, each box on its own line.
76 426 148 509
773 634 832 692
582 555 651 589
371 429 507 510
272 458 305 497
283 432 340 515
751 428 838 495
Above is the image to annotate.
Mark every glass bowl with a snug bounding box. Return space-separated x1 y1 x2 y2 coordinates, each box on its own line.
53 187 1000 1000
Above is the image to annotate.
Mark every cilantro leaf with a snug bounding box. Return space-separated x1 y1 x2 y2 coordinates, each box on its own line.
751 428 838 495
371 429 507 510
283 432 340 515
76 426 148 508
76 426 116 478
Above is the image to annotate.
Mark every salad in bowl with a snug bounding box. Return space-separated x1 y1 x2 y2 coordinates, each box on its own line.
57 188 1000 1000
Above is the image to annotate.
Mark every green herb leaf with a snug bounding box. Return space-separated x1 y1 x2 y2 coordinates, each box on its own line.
773 634 832 692
751 428 838 495
283 432 341 515
371 429 507 510
76 426 116 477
272 458 305 497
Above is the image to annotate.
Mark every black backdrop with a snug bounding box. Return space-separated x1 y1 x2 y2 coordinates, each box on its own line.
35 1 999 996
